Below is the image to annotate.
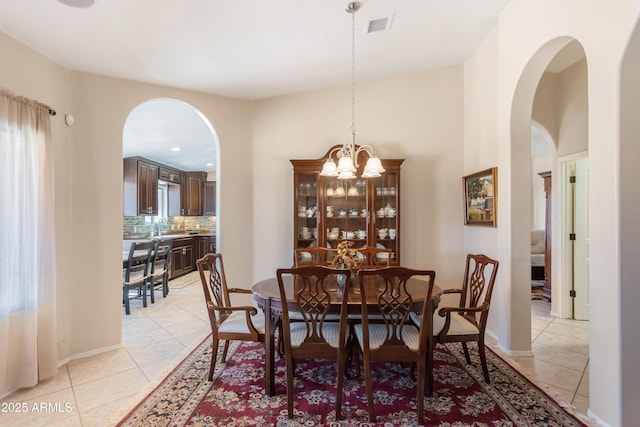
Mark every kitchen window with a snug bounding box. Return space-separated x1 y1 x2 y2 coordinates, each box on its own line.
157 182 168 220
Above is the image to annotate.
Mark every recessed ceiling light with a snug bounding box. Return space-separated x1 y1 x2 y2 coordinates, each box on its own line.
170 147 181 152
57 0 95 8
206 163 214 167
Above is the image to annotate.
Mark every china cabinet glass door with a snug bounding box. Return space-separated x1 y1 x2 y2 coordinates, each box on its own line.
291 146 403 266
295 174 319 250
371 172 400 264
323 178 369 249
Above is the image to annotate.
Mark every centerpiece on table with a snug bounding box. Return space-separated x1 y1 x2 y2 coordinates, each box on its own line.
331 240 360 288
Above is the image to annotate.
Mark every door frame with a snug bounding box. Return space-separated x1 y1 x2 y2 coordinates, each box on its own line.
558 151 588 318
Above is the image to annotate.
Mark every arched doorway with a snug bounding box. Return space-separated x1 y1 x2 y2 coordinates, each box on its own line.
509 37 590 411
122 98 220 241
508 37 589 339
122 97 220 285
530 122 554 304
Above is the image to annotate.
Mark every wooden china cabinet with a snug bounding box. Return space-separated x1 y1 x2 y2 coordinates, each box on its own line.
539 171 552 302
291 145 404 266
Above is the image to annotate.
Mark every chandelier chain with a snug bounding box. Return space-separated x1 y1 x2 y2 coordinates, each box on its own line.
351 3 356 140
319 2 384 179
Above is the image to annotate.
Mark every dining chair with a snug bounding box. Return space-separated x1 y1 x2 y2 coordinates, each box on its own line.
148 237 173 302
197 253 266 381
294 246 337 267
287 247 341 357
353 267 437 424
276 266 352 420
355 246 392 268
432 253 499 383
122 240 155 315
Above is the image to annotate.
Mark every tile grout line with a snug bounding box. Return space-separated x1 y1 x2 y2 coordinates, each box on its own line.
571 363 589 404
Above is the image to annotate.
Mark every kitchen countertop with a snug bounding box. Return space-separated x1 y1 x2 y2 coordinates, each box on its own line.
123 231 216 240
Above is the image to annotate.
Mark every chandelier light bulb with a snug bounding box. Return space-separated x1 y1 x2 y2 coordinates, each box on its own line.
362 156 385 177
320 158 339 176
338 170 356 180
337 156 357 174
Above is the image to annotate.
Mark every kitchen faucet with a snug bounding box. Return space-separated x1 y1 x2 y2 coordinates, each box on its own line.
152 217 167 238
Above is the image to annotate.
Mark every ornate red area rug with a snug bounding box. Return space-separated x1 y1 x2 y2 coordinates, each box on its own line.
117 337 588 426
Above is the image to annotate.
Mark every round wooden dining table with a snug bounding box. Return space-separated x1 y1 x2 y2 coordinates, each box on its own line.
252 274 441 396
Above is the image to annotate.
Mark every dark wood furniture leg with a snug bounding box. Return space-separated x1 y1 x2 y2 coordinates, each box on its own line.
263 298 276 396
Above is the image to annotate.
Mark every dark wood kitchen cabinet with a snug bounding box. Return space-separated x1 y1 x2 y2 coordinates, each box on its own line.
123 157 159 216
170 237 194 279
203 181 216 216
194 235 216 267
158 166 181 184
124 156 211 217
183 172 207 216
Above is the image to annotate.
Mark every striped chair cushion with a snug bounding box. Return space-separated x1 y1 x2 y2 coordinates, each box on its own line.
218 310 266 334
410 311 478 336
289 322 341 348
353 323 421 352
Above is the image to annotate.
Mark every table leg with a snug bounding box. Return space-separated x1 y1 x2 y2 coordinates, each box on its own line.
263 298 276 396
426 296 440 395
426 332 434 395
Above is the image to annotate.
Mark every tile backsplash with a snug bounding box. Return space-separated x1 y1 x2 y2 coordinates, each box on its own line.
123 216 216 236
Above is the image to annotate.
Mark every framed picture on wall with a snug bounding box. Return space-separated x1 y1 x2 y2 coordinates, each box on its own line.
463 167 497 226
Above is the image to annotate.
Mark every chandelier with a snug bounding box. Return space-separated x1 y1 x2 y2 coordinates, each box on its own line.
320 1 385 180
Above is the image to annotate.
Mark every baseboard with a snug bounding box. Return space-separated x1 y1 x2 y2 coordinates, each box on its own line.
497 343 535 357
486 330 535 357
586 408 610 427
57 343 123 367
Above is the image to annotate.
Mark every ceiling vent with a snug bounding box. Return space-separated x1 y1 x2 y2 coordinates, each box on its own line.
366 15 393 34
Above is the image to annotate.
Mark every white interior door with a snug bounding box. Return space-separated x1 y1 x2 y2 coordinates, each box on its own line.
573 158 589 320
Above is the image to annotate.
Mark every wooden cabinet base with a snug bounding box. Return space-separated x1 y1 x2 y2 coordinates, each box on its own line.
169 238 194 279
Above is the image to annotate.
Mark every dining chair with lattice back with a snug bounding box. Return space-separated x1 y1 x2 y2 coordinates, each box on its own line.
286 246 341 357
353 267 437 425
122 240 155 315
355 246 392 268
432 253 499 383
276 266 353 420
293 246 338 267
197 253 266 381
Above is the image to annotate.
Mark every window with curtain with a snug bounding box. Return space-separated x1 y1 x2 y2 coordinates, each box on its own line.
0 89 58 397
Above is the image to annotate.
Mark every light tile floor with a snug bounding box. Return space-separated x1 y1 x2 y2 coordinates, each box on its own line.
486 298 591 421
1 275 591 426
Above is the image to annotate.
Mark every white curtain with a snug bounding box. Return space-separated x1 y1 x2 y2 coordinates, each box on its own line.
0 89 58 397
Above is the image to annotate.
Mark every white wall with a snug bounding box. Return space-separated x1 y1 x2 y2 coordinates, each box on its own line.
554 59 589 158
619 18 640 427
252 67 466 289
462 30 503 338
0 31 255 360
464 1 640 424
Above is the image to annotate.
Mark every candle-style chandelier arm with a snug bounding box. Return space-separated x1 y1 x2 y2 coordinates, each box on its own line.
319 142 384 179
324 142 374 163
